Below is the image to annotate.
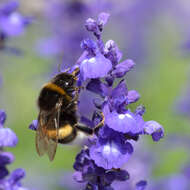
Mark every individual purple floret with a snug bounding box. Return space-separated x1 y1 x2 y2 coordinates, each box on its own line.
0 0 31 52
0 110 28 189
28 119 38 131
73 148 129 189
0 1 31 37
143 121 164 142
89 126 133 169
72 12 164 190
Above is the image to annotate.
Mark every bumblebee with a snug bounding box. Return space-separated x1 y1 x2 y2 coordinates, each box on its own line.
36 68 104 161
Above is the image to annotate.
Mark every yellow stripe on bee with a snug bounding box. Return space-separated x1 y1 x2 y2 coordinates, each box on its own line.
44 83 72 101
46 124 73 139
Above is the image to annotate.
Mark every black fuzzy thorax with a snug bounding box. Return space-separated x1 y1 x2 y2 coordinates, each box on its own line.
38 72 76 111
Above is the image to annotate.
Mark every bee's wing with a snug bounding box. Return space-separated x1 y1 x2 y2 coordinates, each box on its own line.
36 110 59 161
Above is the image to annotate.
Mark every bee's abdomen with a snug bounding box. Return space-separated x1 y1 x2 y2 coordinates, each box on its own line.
58 124 77 144
46 124 77 144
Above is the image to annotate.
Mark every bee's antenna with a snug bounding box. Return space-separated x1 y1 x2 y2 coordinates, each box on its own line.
71 67 80 76
57 63 61 73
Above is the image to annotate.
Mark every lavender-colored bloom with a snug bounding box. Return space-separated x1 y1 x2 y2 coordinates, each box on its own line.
143 121 164 141
71 12 164 190
80 54 112 81
103 104 144 134
0 152 14 166
127 90 141 104
97 12 110 28
73 148 129 189
89 127 133 169
0 0 31 54
0 128 18 147
104 40 122 66
112 59 135 78
28 119 38 131
0 110 28 189
0 1 31 37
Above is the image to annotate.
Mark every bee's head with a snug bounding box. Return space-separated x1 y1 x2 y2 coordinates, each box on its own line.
53 73 76 92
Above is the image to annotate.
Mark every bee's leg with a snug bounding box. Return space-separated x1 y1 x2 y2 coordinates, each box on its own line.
75 123 93 135
93 111 105 133
71 67 80 76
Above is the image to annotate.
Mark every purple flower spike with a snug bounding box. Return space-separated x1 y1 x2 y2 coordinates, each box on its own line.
0 128 18 147
143 120 164 141
80 53 112 80
112 59 135 78
0 109 6 126
29 119 38 131
136 180 147 190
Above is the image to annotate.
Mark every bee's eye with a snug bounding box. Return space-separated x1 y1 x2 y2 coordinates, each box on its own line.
65 81 69 86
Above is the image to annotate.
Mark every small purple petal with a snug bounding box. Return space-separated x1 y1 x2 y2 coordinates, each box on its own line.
135 105 146 116
0 109 6 125
86 79 108 97
85 18 98 33
0 12 26 36
0 128 18 147
8 168 25 185
110 80 128 110
90 139 133 169
112 59 135 78
127 90 140 104
104 105 144 134
136 180 147 190
104 40 122 65
0 152 14 165
97 12 110 27
0 166 9 179
80 38 97 56
29 119 38 131
143 120 164 141
80 54 112 80
73 171 84 183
